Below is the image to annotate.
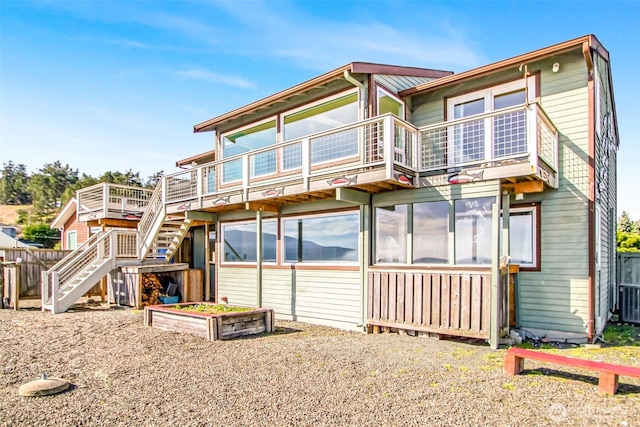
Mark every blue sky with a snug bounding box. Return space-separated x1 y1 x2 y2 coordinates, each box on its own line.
1 1 639 218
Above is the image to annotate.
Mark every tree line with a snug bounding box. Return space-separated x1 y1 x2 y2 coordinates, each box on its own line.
0 160 162 247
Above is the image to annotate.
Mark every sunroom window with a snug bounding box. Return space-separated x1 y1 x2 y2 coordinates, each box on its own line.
454 197 494 265
222 220 277 263
375 205 408 263
283 212 359 263
377 87 404 118
222 119 277 182
413 201 449 264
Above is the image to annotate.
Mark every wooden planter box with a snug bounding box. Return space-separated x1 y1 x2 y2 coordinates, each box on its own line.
144 303 274 341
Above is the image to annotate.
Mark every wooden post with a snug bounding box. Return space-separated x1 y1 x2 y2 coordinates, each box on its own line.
12 264 21 310
204 222 210 301
256 209 263 308
489 195 501 350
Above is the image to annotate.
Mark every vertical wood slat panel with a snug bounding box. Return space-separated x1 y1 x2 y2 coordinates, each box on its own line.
413 274 423 326
471 275 482 332
367 271 373 320
381 272 389 321
450 274 461 330
460 275 471 331
441 274 450 329
431 274 441 328
481 274 491 333
389 273 397 322
423 274 432 327
396 273 404 323
373 272 381 320
405 274 414 324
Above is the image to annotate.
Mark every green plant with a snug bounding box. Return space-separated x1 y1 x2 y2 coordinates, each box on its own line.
171 304 252 314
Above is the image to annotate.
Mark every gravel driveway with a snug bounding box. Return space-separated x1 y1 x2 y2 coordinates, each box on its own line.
0 303 638 426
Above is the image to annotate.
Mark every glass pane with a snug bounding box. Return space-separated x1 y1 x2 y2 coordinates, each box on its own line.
223 120 276 158
283 213 359 263
509 211 534 265
375 205 407 263
454 98 484 119
222 221 277 262
494 90 525 110
455 198 493 264
413 201 449 264
284 93 358 141
378 90 403 117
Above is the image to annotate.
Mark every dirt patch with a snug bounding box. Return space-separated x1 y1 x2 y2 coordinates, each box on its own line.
0 204 32 228
0 304 638 426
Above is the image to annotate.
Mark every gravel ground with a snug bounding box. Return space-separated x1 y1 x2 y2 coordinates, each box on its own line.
0 302 639 427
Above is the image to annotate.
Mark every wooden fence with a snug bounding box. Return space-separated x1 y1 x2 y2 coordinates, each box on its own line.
1 248 71 299
367 268 493 339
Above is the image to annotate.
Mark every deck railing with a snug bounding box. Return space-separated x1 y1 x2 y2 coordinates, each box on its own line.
162 114 418 205
77 183 154 219
418 103 558 173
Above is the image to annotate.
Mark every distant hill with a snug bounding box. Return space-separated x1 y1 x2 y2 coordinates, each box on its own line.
0 205 33 226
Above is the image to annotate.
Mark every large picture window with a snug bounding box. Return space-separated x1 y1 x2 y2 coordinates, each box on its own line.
455 197 494 265
375 205 407 263
283 212 359 264
283 92 358 142
222 220 277 263
413 201 449 264
222 119 277 182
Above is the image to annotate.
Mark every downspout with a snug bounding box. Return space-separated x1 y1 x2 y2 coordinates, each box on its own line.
344 71 366 120
584 41 596 342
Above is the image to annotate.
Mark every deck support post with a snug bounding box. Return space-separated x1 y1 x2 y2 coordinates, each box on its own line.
256 209 263 308
489 195 501 349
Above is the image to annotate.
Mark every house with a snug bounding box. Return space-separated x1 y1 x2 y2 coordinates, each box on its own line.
0 225 18 239
43 35 618 348
51 199 90 250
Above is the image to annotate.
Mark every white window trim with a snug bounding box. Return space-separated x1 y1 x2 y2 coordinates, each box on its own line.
377 86 405 120
446 77 537 168
280 210 360 266
220 219 278 265
505 206 539 269
66 230 78 250
280 88 360 144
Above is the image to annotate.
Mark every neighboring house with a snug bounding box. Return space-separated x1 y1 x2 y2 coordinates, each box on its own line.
51 199 90 250
0 231 29 248
45 35 619 348
0 225 18 239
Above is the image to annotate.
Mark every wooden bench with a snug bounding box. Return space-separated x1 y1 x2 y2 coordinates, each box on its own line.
504 347 640 394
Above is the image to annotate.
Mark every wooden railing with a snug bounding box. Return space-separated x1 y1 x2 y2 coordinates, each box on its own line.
42 229 139 312
77 183 154 219
160 114 419 205
418 102 558 173
138 180 166 260
368 268 492 338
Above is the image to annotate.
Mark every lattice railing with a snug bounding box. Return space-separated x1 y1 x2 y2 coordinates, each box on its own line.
418 103 557 172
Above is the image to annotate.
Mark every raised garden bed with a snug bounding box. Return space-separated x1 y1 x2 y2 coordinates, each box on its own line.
144 303 274 341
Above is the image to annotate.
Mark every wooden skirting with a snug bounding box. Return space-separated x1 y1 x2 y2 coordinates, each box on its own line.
368 269 492 339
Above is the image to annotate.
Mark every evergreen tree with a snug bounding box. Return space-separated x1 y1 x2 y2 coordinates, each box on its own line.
27 161 79 222
0 161 31 204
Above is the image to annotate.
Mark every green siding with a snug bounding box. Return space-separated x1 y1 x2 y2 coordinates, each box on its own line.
518 52 590 334
217 267 362 329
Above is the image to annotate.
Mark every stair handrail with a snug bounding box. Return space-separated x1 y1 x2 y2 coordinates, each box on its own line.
138 178 166 259
46 230 104 274
47 230 115 289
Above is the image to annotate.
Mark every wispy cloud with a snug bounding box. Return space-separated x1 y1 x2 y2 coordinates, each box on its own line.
174 69 255 89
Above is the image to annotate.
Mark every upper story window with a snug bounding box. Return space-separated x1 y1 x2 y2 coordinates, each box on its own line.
377 87 404 119
446 77 536 167
282 91 358 142
222 118 277 159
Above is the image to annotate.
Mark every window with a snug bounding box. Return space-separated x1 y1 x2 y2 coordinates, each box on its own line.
507 206 538 268
66 231 78 250
413 201 449 264
283 212 359 263
447 77 535 167
455 197 494 265
283 91 359 167
283 92 358 141
221 119 277 182
377 87 404 119
221 220 277 263
375 205 407 263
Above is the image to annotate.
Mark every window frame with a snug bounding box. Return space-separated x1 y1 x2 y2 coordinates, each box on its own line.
280 210 360 266
219 218 278 265
446 76 537 167
66 230 78 250
504 203 541 271
376 86 405 119
280 88 360 143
